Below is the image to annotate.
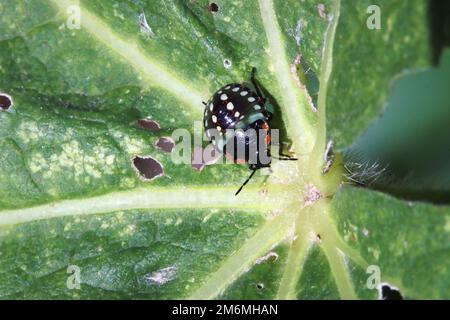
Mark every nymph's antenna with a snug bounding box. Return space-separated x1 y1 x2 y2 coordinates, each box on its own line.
234 157 297 196
235 169 257 196
271 156 298 161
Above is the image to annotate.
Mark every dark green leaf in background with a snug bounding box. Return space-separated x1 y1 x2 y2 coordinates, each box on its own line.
351 50 450 203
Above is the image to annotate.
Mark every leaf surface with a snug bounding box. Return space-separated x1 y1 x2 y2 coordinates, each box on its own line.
0 0 448 300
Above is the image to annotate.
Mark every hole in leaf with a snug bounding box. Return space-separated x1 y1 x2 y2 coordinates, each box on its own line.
299 59 319 109
0 93 12 111
256 283 264 290
379 283 403 300
223 59 232 69
208 2 219 13
132 156 164 181
155 137 175 153
137 119 161 131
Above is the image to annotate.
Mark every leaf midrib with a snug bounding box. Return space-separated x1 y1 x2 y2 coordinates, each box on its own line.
258 0 316 158
0 186 285 226
50 0 208 113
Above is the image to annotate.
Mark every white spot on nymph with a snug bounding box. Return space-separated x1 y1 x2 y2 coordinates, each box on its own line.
212 115 217 123
254 105 261 110
234 111 240 118
226 102 234 110
240 91 248 96
204 119 208 126
204 109 207 116
218 90 222 94
248 97 256 102
216 126 222 131
220 93 228 100
225 85 231 90
209 103 214 112
232 87 240 92
239 115 244 120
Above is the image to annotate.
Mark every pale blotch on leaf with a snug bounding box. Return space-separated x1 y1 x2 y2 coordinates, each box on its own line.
132 155 164 181
294 18 303 46
318 3 327 19
258 188 268 197
255 251 279 264
137 118 161 131
362 228 369 237
155 137 175 153
138 12 155 37
112 132 148 155
145 266 177 286
17 121 45 144
29 141 115 183
303 183 323 207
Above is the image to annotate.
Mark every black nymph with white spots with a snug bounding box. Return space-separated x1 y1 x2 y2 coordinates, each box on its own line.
203 69 289 195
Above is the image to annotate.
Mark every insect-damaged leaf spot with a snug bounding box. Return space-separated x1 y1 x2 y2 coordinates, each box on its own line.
208 2 219 13
255 251 279 264
223 59 232 69
256 283 264 290
144 266 177 286
380 283 403 300
155 137 175 153
137 119 161 131
132 156 164 181
0 93 12 111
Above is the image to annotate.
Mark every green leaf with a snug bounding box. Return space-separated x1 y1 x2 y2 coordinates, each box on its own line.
330 187 450 299
0 0 448 300
352 50 450 202
327 0 430 149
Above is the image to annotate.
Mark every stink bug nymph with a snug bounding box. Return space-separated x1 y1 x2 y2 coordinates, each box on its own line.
203 68 295 195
